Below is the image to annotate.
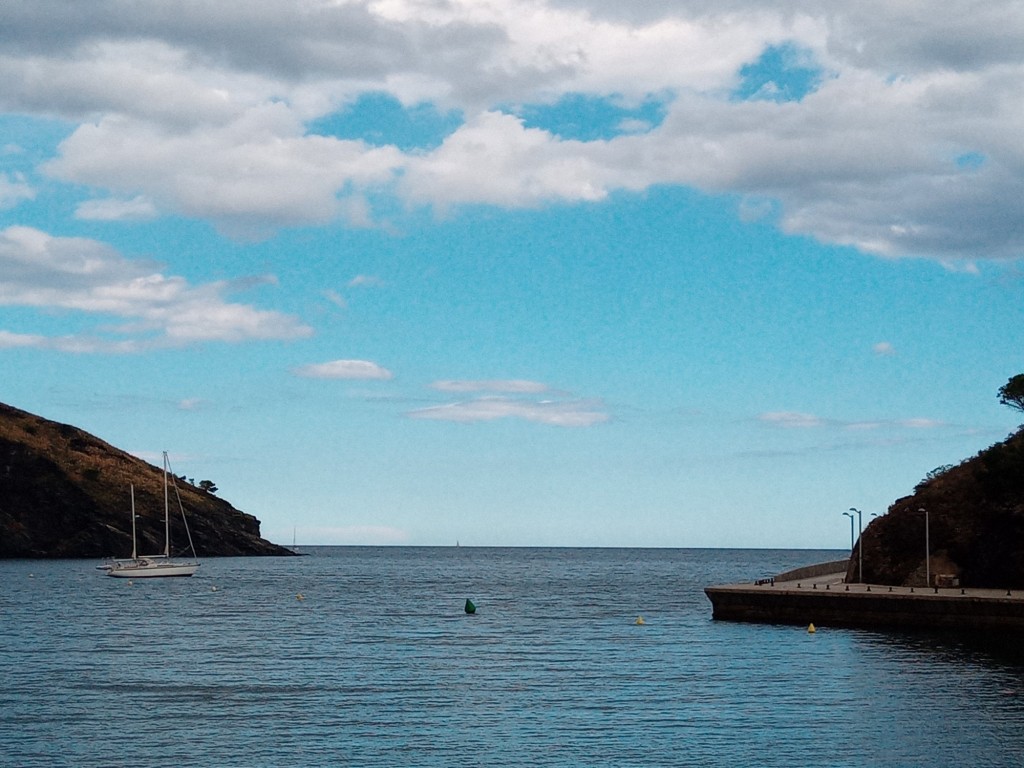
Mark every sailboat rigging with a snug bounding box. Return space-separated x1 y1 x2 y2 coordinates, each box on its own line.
106 452 200 578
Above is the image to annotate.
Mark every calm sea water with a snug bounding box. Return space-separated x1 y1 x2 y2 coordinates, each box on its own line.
3 547 1024 767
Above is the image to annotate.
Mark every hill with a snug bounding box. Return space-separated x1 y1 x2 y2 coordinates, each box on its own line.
853 426 1024 588
0 401 293 558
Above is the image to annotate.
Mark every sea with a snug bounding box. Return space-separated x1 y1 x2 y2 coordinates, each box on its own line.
3 547 1024 767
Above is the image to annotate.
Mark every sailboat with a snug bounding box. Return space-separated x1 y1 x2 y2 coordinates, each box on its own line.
107 452 200 578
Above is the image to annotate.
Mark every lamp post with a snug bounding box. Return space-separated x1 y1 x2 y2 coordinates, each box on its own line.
842 511 855 551
839 514 856 585
920 507 930 587
850 507 863 583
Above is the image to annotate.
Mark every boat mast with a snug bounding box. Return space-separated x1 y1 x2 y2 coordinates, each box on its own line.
130 484 138 559
163 451 170 558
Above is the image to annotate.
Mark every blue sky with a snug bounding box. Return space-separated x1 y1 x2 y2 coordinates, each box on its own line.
1 1 1022 548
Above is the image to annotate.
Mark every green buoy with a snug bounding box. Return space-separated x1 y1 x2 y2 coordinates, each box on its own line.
465 598 476 614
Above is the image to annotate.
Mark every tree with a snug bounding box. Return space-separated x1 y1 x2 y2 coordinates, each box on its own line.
199 480 218 494
998 374 1024 413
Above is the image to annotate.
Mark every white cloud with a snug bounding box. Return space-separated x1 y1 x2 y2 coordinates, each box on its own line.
873 341 895 356
408 395 608 427
2 2 1024 260
347 274 385 288
75 195 158 221
431 379 549 394
401 111 611 209
898 418 946 429
0 330 47 349
322 289 347 309
44 106 404 236
759 411 825 428
759 410 947 431
293 359 393 380
0 172 35 209
0 329 155 353
0 225 312 351
617 117 654 135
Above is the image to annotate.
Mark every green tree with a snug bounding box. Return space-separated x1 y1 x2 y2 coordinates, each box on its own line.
998 374 1024 413
199 480 218 494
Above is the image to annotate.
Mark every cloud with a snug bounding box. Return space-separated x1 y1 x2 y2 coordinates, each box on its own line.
898 418 946 429
617 117 655 135
293 359 393 380
759 411 825 428
0 330 47 349
347 274 384 288
873 341 896 356
3 2 1024 260
400 111 612 209
322 289 347 309
0 225 312 351
408 395 609 427
75 195 158 221
399 79 1024 259
431 379 550 394
44 106 404 236
759 410 946 431
413 377 605 426
0 172 35 209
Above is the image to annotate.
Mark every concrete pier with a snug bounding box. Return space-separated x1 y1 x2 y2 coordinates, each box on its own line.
705 570 1024 630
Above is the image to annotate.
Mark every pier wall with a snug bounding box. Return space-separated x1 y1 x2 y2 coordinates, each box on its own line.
705 584 1024 630
772 560 849 583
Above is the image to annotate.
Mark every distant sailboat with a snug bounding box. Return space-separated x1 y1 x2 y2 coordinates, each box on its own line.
106 452 200 578
287 524 309 556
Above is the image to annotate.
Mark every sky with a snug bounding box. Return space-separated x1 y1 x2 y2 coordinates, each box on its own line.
1 1 1023 549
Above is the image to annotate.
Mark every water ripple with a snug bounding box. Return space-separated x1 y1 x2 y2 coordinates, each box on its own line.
3 548 1024 767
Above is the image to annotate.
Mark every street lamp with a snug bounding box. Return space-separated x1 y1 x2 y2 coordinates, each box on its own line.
842 511 855 551
850 507 863 583
841 511 855 585
920 507 930 587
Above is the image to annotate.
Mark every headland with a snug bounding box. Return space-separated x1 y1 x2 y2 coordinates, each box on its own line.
0 400 292 558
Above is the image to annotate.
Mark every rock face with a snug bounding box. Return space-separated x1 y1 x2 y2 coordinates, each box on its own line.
0 401 293 558
853 426 1024 589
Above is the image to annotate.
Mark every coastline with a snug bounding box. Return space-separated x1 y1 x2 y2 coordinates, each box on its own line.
705 561 1024 630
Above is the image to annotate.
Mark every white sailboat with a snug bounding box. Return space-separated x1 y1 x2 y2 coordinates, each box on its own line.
107 452 200 578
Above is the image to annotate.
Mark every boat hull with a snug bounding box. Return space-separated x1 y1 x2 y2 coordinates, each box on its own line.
107 559 200 578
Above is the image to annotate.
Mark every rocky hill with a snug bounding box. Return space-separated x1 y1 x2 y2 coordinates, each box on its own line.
852 425 1024 589
0 401 293 558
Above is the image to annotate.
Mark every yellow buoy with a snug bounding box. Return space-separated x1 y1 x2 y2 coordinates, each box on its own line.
635 615 645 625
808 623 816 633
